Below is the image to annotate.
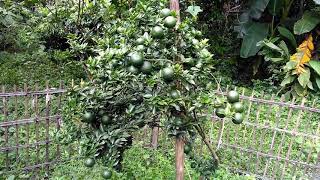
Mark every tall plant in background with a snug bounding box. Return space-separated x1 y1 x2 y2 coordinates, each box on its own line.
258 3 320 96
234 0 320 95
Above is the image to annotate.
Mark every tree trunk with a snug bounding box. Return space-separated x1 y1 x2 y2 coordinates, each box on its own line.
170 0 184 179
175 137 184 180
170 0 181 24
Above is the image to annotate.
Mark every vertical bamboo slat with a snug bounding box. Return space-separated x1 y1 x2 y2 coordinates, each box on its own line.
14 85 19 164
45 81 51 175
2 86 9 170
34 84 40 173
56 81 63 159
24 84 30 168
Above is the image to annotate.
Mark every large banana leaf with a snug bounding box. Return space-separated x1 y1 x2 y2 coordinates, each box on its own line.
267 0 283 16
294 11 320 35
249 0 271 19
240 22 269 58
235 0 270 38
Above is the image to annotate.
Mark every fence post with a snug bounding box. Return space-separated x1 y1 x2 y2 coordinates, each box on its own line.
151 126 159 149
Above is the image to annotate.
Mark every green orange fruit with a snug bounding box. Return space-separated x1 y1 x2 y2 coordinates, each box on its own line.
233 102 244 113
151 26 164 39
164 16 177 28
83 112 95 123
216 108 225 118
84 158 95 168
140 61 152 74
232 113 244 124
227 90 240 103
162 67 174 82
129 52 144 67
102 169 112 179
160 8 172 17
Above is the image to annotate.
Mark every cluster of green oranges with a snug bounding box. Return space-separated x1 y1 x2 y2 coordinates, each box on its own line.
84 158 112 179
126 8 177 82
82 110 112 126
215 90 244 124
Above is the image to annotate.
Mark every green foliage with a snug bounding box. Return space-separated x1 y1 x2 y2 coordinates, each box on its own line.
294 11 320 35
277 27 297 48
0 1 85 86
234 0 272 58
233 0 320 95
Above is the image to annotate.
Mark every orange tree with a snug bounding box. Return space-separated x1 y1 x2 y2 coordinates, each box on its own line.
58 0 244 179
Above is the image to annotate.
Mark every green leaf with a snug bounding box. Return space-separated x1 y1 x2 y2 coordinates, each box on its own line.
294 11 320 35
308 60 320 76
186 6 203 17
307 81 314 90
316 77 320 89
249 0 271 19
7 175 15 180
284 61 298 72
240 23 269 58
277 26 297 48
294 83 306 96
298 67 310 88
267 0 283 16
278 41 289 57
281 75 296 86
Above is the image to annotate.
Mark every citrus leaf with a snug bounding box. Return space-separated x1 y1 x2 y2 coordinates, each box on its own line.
298 67 310 88
240 22 269 58
277 26 297 48
294 11 320 35
308 60 320 76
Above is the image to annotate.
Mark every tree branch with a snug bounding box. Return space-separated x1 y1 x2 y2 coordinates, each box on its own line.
192 110 220 165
